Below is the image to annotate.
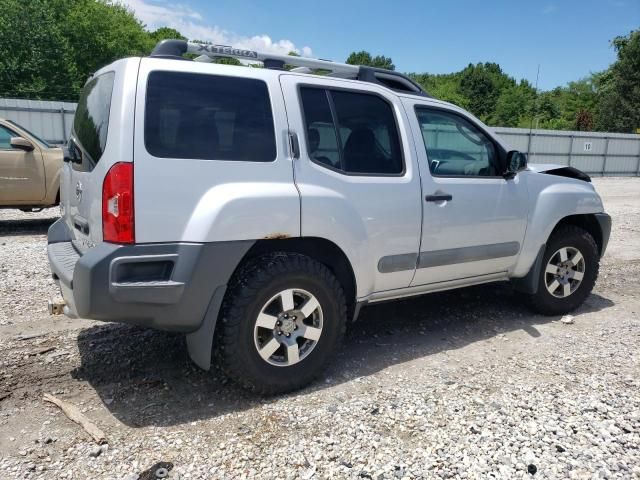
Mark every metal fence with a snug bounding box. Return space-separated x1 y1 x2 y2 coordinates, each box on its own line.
494 127 640 176
1 97 639 176
0 98 75 144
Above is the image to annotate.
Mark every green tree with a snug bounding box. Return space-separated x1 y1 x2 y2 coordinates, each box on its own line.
458 63 505 120
575 109 594 131
596 30 640 132
0 0 79 99
492 86 529 127
215 57 243 66
64 0 151 88
148 27 186 45
0 0 184 101
346 50 395 70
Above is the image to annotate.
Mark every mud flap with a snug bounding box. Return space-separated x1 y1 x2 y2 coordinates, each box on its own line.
186 285 227 370
511 244 546 295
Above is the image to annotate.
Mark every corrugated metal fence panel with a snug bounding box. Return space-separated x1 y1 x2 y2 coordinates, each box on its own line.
494 127 640 176
0 98 76 145
1 98 638 175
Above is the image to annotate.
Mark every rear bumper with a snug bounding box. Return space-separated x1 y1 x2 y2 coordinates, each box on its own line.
47 218 252 332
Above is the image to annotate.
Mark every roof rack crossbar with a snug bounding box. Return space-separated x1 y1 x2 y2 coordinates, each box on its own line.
150 40 429 96
185 41 359 76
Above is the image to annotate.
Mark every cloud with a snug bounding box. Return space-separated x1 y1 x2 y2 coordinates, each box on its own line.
115 0 313 56
542 4 558 14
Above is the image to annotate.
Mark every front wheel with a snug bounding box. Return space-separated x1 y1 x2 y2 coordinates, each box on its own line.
526 225 599 316
217 253 347 394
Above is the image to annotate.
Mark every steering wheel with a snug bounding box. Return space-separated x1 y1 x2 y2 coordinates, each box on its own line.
428 148 477 162
428 148 477 173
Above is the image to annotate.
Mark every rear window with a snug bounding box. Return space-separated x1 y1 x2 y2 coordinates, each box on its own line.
145 71 276 162
72 72 115 170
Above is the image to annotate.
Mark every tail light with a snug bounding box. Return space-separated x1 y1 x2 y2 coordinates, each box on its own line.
102 162 134 244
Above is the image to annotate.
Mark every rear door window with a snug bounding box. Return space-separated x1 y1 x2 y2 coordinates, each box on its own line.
144 71 277 162
72 72 115 171
300 86 404 175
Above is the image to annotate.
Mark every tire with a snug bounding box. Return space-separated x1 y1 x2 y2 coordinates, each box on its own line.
526 225 599 316
217 252 347 395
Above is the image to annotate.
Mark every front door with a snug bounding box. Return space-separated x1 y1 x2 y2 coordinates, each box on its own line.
280 75 422 297
0 124 45 203
404 101 529 286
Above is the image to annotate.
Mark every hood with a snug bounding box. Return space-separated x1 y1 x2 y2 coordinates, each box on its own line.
528 163 591 183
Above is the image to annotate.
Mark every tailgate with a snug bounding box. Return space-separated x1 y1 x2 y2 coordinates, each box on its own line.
62 58 140 252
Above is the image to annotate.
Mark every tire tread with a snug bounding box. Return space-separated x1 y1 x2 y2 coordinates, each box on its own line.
526 225 599 316
216 252 346 395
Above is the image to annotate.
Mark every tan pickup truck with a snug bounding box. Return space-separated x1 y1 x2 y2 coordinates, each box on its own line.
0 118 62 211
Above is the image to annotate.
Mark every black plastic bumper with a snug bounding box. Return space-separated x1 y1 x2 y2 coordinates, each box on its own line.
594 212 611 256
47 218 252 333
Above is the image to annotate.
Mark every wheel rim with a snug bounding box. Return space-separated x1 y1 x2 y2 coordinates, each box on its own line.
544 246 586 298
253 288 323 367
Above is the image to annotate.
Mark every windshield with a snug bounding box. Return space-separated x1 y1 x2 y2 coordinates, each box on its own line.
6 120 51 148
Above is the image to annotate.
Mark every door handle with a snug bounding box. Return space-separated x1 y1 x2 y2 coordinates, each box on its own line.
425 193 452 202
288 131 300 159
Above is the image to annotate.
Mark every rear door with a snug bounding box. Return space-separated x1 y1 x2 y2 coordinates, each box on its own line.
0 123 45 202
279 75 422 295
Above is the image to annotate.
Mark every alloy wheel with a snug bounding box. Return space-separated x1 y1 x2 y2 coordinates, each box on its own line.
253 288 323 367
544 246 586 298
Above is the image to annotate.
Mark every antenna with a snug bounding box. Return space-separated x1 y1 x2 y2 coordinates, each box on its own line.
526 64 541 160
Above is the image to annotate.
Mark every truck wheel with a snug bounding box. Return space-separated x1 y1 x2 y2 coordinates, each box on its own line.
217 252 346 394
527 225 599 316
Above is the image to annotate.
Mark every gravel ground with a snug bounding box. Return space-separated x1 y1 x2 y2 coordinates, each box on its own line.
0 177 639 480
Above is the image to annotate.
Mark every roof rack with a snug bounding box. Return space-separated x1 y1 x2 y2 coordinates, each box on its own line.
150 40 430 97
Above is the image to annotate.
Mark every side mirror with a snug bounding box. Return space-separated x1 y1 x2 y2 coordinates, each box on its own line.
10 136 34 152
504 150 527 179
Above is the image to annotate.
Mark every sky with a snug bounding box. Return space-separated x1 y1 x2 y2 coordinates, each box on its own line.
120 0 639 90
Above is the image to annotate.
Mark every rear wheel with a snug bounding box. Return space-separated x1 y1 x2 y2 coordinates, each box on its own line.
526 225 599 316
217 252 346 394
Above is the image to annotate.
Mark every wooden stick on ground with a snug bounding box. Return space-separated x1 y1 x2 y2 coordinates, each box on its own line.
43 394 107 444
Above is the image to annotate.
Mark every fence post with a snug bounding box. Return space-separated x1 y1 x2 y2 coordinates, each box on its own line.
526 130 533 160
601 137 609 176
59 107 67 143
636 138 640 176
568 135 574 167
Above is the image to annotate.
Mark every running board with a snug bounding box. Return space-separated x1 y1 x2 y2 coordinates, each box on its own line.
365 271 509 303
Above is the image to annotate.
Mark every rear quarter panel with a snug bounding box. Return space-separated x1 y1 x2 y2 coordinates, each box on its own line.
133 59 299 243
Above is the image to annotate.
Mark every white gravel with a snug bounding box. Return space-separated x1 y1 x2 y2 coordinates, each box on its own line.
0 178 639 479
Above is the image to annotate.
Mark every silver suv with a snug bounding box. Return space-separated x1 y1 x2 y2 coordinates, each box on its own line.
47 40 611 394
